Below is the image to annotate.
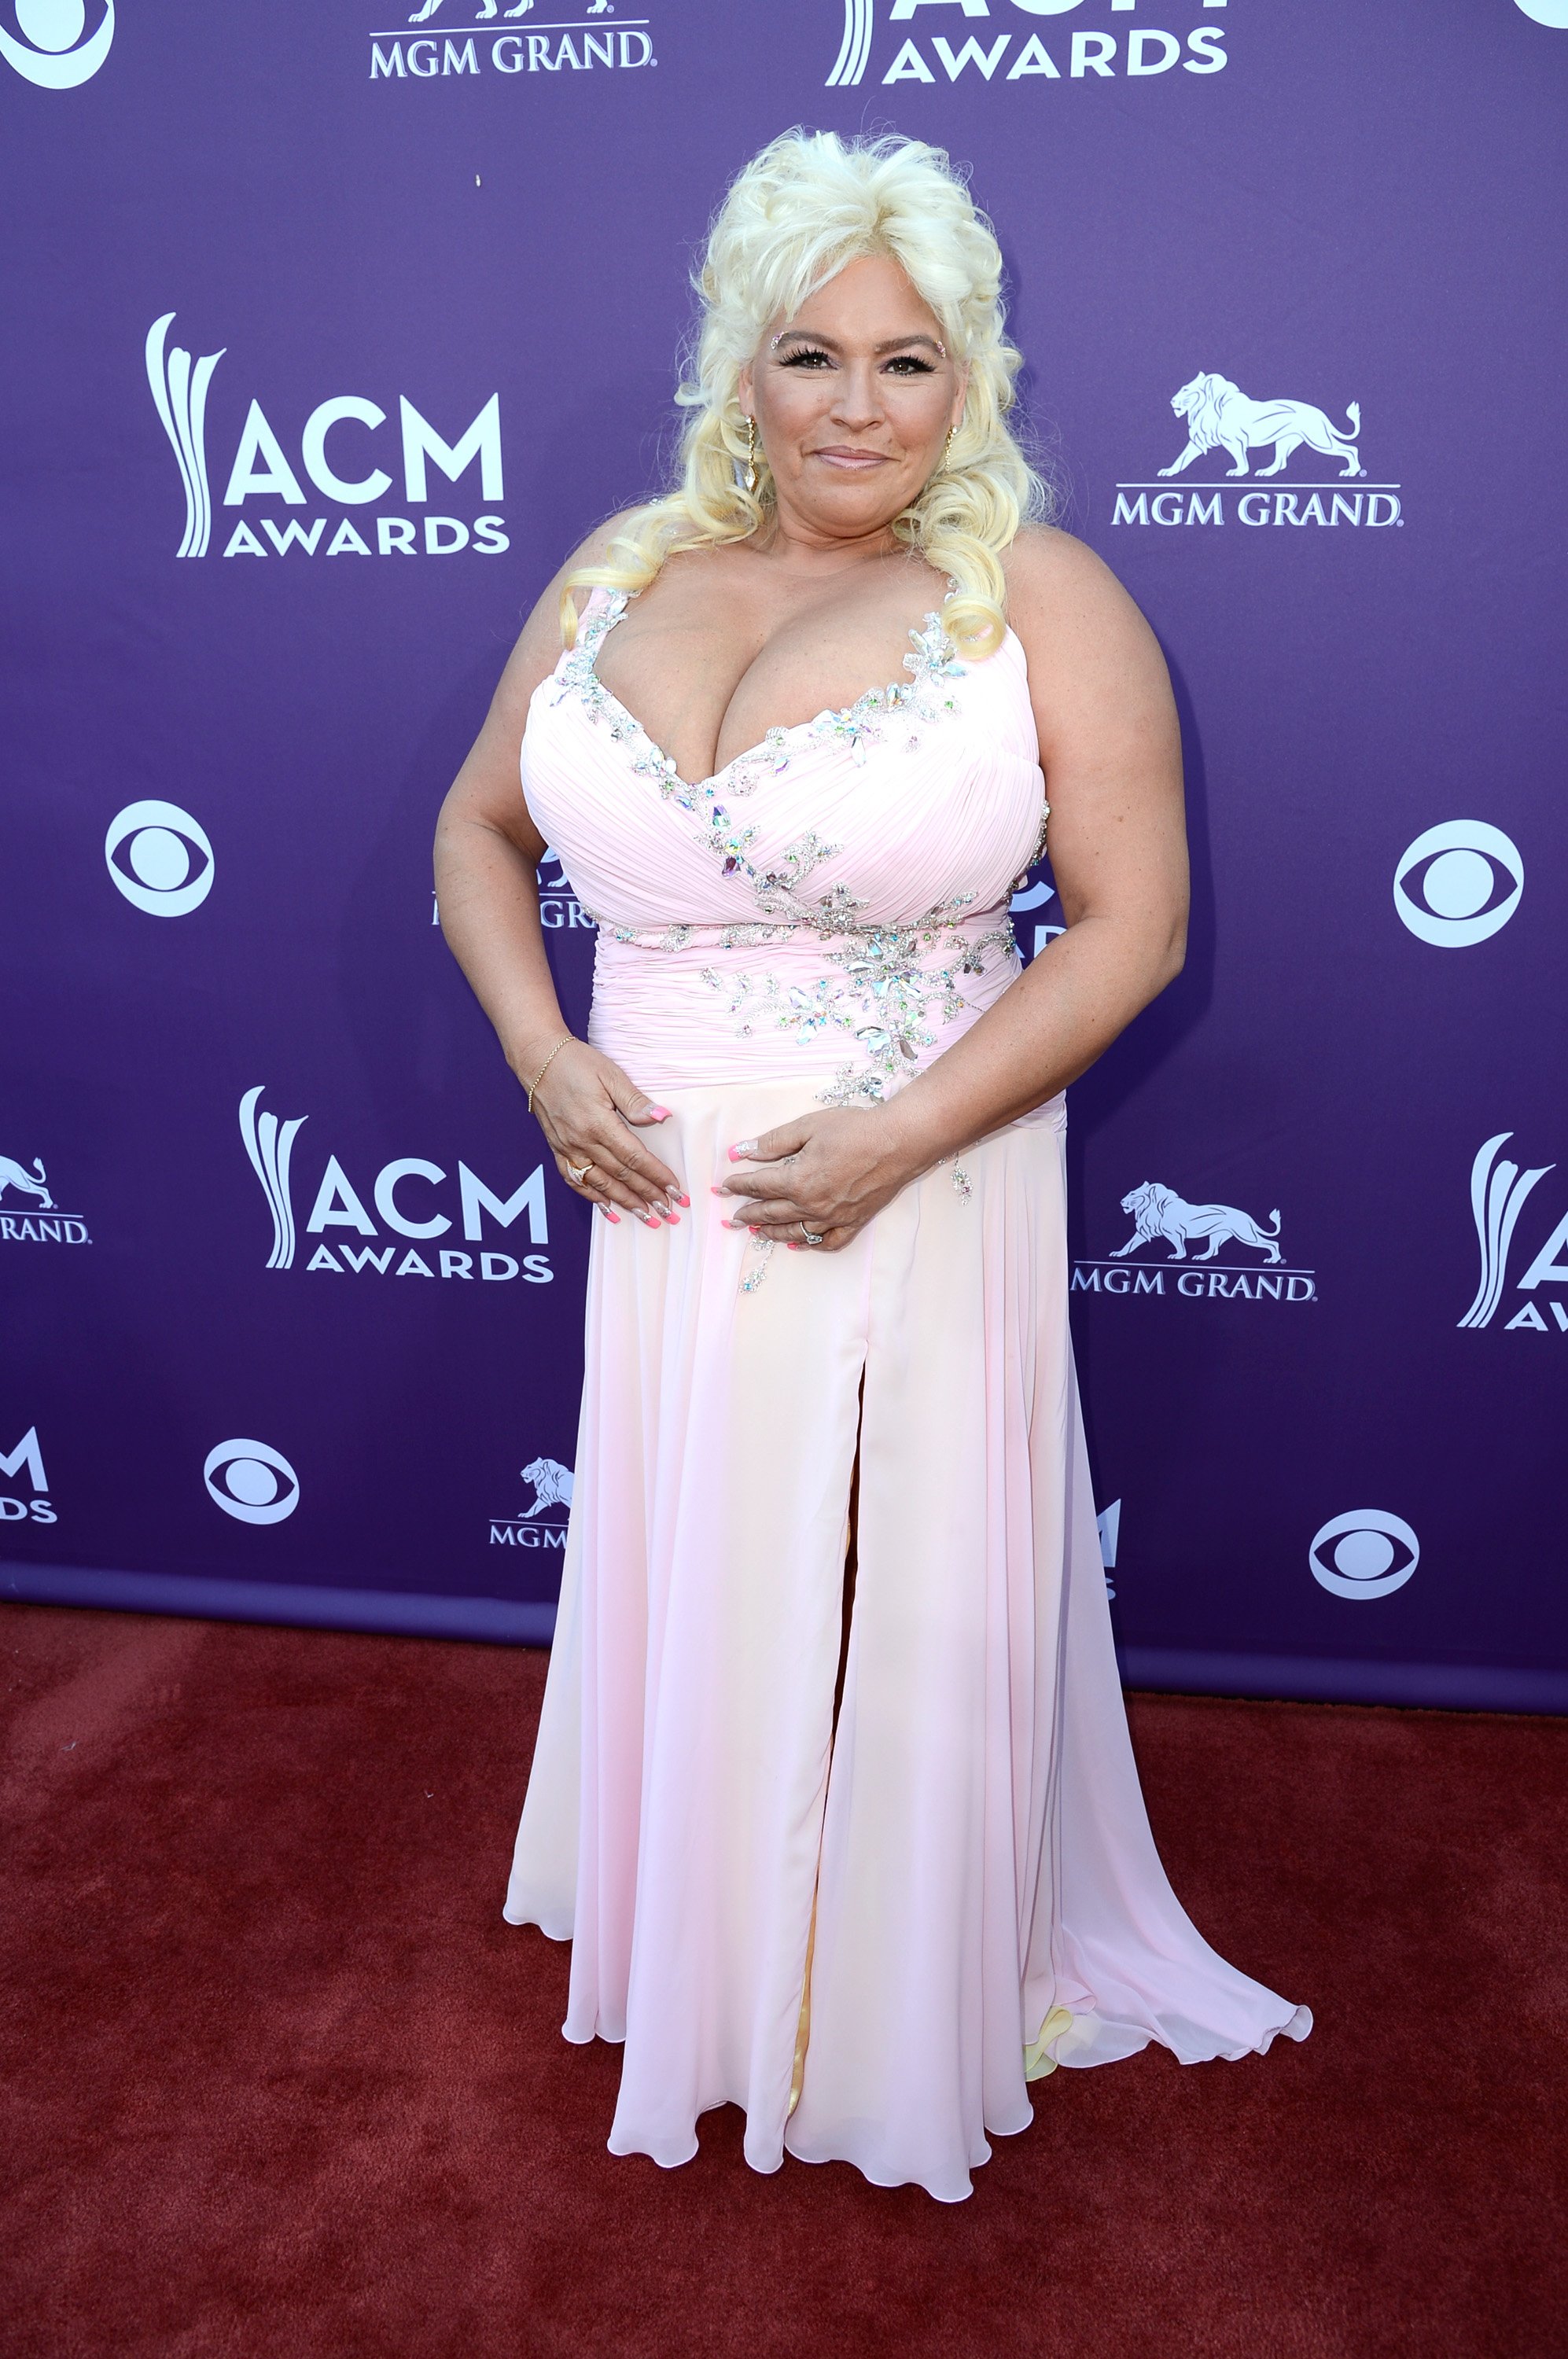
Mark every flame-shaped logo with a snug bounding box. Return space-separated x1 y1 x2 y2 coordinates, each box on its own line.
1458 1132 1554 1330
239 1087 307 1272
145 312 226 558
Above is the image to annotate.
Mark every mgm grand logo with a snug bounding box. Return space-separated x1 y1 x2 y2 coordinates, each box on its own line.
370 2 653 80
1113 373 1401 532
491 1456 573 1548
0 1154 90 1247
1073 1180 1318 1305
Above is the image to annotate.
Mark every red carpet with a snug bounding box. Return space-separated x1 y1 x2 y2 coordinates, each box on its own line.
3 1600 1564 2359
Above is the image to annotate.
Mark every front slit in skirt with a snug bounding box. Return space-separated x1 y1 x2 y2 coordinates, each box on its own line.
504 1074 1310 2204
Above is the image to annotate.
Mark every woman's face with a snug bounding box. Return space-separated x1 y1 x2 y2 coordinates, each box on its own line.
738 252 967 547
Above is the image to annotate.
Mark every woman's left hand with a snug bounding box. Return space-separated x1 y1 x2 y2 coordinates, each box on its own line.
715 1105 922 1253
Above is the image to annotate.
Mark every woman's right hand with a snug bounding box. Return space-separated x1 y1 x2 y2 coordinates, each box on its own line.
517 1039 687 1227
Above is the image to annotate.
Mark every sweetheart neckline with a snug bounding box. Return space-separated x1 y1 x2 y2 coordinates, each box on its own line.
571 587 996 797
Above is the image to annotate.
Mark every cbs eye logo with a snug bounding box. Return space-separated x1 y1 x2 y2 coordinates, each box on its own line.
0 2 115 88
105 800 215 917
1393 820 1522 948
204 1439 300 1526
1309 1510 1418 1601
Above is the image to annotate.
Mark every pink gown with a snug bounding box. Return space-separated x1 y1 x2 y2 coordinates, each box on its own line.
504 586 1309 2202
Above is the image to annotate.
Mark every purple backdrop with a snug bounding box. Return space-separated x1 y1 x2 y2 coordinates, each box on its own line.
3 0 1564 1708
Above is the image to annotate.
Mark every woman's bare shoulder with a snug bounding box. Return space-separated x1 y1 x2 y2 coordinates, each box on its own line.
1003 521 1134 609
505 504 650 683
1002 523 1160 664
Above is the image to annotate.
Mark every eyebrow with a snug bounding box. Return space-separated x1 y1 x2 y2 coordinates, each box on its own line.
773 329 947 356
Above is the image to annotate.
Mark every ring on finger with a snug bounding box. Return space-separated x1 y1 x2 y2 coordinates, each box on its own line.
799 1223 824 1246
565 1157 594 1185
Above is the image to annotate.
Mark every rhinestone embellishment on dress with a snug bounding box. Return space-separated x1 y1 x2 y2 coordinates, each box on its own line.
555 590 1026 1113
554 589 1046 1284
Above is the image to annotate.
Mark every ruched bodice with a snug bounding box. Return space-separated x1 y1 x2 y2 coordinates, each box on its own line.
520 588 1048 1098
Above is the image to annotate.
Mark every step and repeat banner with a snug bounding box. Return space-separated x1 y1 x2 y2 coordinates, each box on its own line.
2 2 1563 1707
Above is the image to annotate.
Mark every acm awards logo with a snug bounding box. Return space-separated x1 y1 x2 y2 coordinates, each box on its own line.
146 314 510 563
828 0 1231 89
1460 1134 1568 1337
1113 374 1403 533
0 1 112 86
1073 1179 1316 1305
1 1427 56 1525
491 1455 573 1548
369 1 655 83
240 1087 554 1284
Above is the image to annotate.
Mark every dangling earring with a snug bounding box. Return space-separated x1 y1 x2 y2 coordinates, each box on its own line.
743 414 758 495
944 422 956 467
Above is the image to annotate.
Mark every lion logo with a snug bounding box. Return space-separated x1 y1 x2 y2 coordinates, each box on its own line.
407 1 533 24
1111 1183 1283 1264
407 0 612 20
520 1456 574 1517
0 1157 54 1210
1159 374 1364 481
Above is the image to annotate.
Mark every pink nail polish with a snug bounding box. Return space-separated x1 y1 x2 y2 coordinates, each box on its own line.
648 1106 671 1121
721 1219 741 1231
675 1194 690 1209
601 1206 620 1224
709 1187 725 1198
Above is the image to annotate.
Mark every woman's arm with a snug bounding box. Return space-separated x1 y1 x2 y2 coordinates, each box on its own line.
433 532 686 1226
720 528 1188 1246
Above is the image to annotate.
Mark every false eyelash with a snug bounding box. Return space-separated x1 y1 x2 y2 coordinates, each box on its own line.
777 346 938 376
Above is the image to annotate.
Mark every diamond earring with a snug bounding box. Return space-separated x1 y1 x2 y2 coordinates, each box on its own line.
743 414 758 495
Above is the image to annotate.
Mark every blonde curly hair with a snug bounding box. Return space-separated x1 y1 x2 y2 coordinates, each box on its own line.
561 129 1049 661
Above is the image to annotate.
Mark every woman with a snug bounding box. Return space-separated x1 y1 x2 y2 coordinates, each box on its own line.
435 131 1309 2203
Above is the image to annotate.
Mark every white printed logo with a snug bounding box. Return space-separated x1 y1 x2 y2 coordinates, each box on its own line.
1113 1180 1282 1262
240 1087 554 1283
1074 1180 1316 1304
829 2 1231 90
1114 370 1402 531
204 1439 300 1525
1393 821 1522 947
1309 1510 1418 1601
370 3 651 82
0 0 114 87
1459 1133 1568 1334
491 1455 574 1548
1010 868 1063 960
105 800 215 915
1160 375 1364 483
0 1153 90 1246
1514 2 1568 28
0 1426 56 1525
146 313 510 562
1097 1496 1120 1602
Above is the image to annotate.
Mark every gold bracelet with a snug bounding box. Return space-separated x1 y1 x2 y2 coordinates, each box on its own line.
525 1033 575 1113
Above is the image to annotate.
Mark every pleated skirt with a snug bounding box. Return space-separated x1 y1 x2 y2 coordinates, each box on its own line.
504 1074 1309 2203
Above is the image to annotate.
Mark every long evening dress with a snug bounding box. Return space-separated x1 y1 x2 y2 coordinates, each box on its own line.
504 586 1309 2202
